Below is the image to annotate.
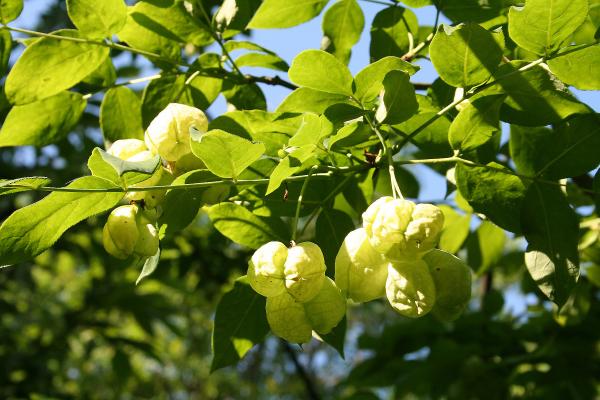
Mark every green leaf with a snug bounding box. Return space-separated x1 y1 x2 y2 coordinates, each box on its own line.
215 0 261 38
206 202 287 249
440 0 510 24
248 0 328 29
211 276 269 371
190 129 266 180
489 62 590 126
547 44 600 90
449 94 505 152
315 208 355 277
508 0 589 55
0 177 51 196
370 6 418 61
353 56 418 105
322 0 364 63
66 0 128 37
0 176 123 266
276 87 351 114
209 110 302 156
466 220 506 275
510 114 600 179
0 92 86 147
0 29 12 77
438 205 471 254
375 70 418 124
87 148 160 186
456 162 527 233
136 247 160 285
288 49 354 96
429 23 503 88
82 57 117 88
100 87 144 142
0 0 23 24
122 2 212 47
327 121 372 150
222 81 267 111
234 52 289 71
5 35 109 105
594 169 600 210
159 169 226 236
266 145 318 195
288 113 333 147
522 183 580 307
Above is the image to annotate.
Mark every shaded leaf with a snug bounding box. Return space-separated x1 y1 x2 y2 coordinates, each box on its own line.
522 183 580 307
211 276 269 371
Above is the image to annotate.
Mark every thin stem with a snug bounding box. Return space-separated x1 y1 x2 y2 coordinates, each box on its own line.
196 2 244 77
298 172 358 238
364 113 403 199
82 73 164 100
2 25 185 67
291 167 317 241
358 0 396 6
5 164 370 194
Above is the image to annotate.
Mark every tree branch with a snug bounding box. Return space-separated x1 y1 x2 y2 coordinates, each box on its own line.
282 341 321 400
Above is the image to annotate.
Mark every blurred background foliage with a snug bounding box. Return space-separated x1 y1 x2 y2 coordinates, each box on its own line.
0 0 599 399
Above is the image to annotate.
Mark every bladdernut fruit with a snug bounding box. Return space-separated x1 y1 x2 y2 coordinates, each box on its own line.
423 249 472 322
248 241 288 298
265 277 346 343
144 103 208 162
304 277 346 335
102 205 159 259
284 242 327 303
266 291 313 344
108 139 173 208
335 228 390 303
248 241 327 303
362 196 444 260
386 259 436 318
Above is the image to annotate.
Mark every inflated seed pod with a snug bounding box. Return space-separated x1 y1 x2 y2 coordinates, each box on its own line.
247 241 288 298
266 291 313 344
102 204 140 259
144 103 208 162
423 249 472 322
303 277 346 335
284 242 327 303
335 228 389 303
386 259 436 318
363 196 444 260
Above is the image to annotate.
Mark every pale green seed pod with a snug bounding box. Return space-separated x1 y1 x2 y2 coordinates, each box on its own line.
303 277 346 335
144 103 208 162
403 204 445 255
266 291 313 344
362 196 415 256
423 249 472 322
248 241 288 297
108 139 148 160
335 228 389 303
102 205 140 259
200 184 231 205
284 242 327 303
386 259 436 318
134 211 159 257
363 197 445 261
173 152 206 175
